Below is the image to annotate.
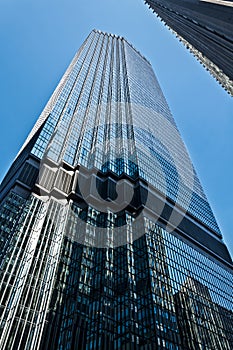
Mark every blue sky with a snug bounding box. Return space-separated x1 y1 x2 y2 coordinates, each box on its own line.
0 0 232 257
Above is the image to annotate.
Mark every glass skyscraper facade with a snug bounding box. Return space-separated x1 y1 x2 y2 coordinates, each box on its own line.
145 0 233 96
0 30 232 350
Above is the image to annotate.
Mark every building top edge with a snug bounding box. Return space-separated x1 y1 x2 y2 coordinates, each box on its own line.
92 29 152 66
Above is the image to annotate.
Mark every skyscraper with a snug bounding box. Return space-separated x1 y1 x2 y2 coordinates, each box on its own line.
145 0 233 95
0 30 232 350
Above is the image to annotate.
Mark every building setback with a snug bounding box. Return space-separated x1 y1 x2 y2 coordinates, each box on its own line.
145 0 233 95
0 30 232 350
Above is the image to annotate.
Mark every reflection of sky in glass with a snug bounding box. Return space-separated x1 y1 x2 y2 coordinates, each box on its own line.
161 228 232 310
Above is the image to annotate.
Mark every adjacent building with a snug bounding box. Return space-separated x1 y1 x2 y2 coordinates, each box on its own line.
145 0 233 95
0 30 232 350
